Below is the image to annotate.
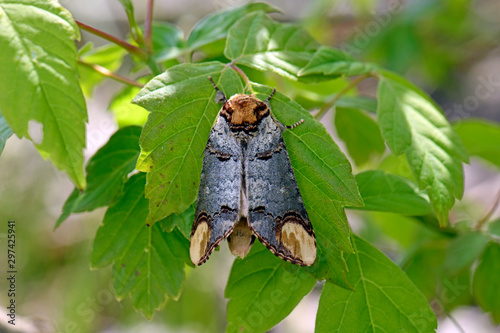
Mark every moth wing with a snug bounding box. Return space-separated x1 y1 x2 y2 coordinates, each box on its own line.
190 116 242 265
246 116 316 266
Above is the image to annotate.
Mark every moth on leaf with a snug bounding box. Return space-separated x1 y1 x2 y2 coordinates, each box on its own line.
190 77 316 266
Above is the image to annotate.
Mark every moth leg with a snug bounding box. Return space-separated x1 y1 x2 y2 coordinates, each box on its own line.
285 119 304 129
263 88 276 109
208 76 227 104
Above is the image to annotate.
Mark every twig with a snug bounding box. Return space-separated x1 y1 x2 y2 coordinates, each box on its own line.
314 74 370 121
76 20 147 60
78 60 144 88
144 0 154 53
476 189 500 230
230 63 252 92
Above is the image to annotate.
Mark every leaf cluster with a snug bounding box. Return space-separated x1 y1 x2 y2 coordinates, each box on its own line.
1 1 500 331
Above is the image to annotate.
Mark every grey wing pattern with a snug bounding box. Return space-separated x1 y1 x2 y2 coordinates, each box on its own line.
190 116 242 265
246 116 316 266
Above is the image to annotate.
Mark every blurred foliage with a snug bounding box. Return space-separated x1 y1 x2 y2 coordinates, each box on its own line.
1 0 500 332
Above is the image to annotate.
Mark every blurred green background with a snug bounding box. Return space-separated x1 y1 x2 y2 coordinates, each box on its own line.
1 0 499 332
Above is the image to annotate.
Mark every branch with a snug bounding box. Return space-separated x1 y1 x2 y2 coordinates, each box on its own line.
144 0 154 53
78 60 144 88
476 189 500 230
229 63 252 92
314 74 370 121
76 20 147 60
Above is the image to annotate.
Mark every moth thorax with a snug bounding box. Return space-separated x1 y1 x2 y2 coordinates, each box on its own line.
221 94 270 131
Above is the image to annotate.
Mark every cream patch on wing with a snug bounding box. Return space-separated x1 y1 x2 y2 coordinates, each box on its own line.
280 223 316 266
190 222 210 265
228 218 254 258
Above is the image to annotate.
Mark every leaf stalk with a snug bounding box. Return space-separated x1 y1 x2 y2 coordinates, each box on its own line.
76 20 147 60
78 60 144 88
314 74 370 121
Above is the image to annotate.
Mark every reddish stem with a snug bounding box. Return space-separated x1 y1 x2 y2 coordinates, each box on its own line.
76 20 147 60
78 60 144 88
144 0 154 53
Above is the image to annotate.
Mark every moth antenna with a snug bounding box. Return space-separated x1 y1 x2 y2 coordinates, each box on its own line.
265 88 277 102
208 76 227 104
286 119 304 129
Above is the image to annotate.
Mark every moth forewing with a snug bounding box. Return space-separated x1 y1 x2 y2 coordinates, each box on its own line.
190 79 317 266
189 113 242 265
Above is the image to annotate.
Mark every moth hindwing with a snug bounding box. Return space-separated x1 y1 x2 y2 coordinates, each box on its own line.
189 77 316 266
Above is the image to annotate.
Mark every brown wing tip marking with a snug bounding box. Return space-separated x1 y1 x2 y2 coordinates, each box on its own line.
280 221 316 266
275 213 316 266
249 213 317 266
190 214 211 265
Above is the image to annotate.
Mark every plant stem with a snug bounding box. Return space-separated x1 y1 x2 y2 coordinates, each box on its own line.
314 74 370 121
125 8 144 47
476 189 500 230
76 20 147 60
144 0 154 54
78 60 144 88
230 64 252 91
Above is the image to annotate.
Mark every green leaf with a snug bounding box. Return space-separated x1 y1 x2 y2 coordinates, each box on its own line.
225 12 320 81
0 0 87 189
109 85 149 128
132 62 245 224
151 22 185 63
56 126 142 227
117 0 143 50
92 173 190 319
489 218 500 237
54 188 79 229
91 173 148 268
187 2 277 51
158 205 194 240
299 46 377 77
304 242 350 289
77 41 94 57
352 170 432 215
335 107 385 166
377 70 468 226
316 235 437 333
444 231 489 275
402 240 447 300
336 96 378 113
0 111 13 154
225 242 316 333
473 242 500 324
453 119 500 169
75 126 141 211
117 0 133 12
78 43 127 96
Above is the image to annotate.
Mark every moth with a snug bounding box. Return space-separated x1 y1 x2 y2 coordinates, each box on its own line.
189 77 316 266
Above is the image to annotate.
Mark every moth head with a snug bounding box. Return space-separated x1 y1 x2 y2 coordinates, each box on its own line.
221 94 270 130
